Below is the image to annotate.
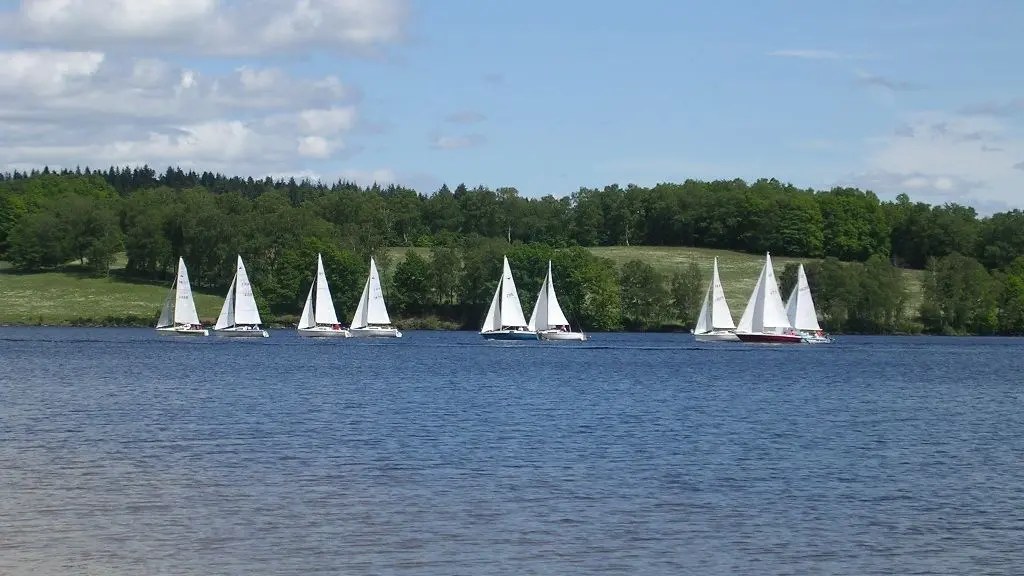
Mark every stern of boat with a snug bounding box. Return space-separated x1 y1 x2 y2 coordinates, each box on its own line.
538 330 587 341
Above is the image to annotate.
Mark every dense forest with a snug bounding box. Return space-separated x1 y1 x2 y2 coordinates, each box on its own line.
1 165 1023 334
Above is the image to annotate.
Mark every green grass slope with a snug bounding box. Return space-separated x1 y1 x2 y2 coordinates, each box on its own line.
391 246 924 316
0 246 924 326
0 261 223 326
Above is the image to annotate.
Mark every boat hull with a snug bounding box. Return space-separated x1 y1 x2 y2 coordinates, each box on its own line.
693 330 740 342
297 326 350 337
538 330 587 341
214 326 270 338
349 326 402 338
155 326 209 336
736 332 804 344
799 333 833 344
481 329 538 341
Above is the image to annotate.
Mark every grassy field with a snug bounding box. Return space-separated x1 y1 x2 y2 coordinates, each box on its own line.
0 260 224 326
0 246 924 326
391 245 925 316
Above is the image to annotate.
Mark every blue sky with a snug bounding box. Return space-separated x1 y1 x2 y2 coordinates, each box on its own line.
1 0 1023 210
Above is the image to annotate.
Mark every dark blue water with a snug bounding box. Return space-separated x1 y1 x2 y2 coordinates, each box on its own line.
1 329 1022 574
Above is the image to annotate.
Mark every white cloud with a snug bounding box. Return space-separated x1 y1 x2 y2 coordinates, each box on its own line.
0 48 368 174
297 136 338 158
297 107 357 135
1 0 408 56
430 134 485 150
0 50 105 96
0 1 415 187
845 110 1024 210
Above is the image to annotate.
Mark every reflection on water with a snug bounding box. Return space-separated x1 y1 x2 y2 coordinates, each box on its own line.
1 329 1023 574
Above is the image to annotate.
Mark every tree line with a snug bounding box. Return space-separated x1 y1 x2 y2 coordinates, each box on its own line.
1 166 1023 334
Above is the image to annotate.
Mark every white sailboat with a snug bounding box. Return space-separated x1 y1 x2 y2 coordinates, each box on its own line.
785 263 832 343
213 255 269 338
735 252 803 344
155 257 208 336
348 257 402 338
480 255 536 340
692 257 738 341
528 260 587 341
297 253 349 337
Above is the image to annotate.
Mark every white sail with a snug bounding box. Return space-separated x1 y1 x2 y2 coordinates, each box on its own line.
173 257 201 326
481 275 502 332
695 258 735 333
365 258 391 325
545 262 570 327
298 283 316 329
350 283 367 329
350 257 392 329
709 258 735 330
214 280 235 330
156 286 174 328
530 260 569 331
232 255 262 325
694 280 711 334
498 256 528 328
527 270 547 331
785 264 821 331
737 253 791 333
313 253 340 325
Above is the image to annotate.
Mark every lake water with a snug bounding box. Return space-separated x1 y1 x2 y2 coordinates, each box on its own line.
1 329 1022 575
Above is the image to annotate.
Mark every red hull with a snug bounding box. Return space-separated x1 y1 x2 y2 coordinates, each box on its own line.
736 332 804 344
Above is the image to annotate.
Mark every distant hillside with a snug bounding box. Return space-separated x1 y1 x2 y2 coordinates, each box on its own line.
0 246 923 327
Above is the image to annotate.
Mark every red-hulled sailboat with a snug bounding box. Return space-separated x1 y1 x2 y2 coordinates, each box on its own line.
735 253 804 344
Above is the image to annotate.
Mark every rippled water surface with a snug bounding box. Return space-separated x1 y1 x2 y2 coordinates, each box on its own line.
1 329 1023 574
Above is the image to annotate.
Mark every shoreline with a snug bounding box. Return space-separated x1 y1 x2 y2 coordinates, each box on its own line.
0 319 943 336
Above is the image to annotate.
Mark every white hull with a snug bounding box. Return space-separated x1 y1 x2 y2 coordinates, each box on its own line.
538 330 587 341
214 326 269 338
349 326 402 338
693 330 740 342
155 326 209 336
298 326 350 337
799 333 833 344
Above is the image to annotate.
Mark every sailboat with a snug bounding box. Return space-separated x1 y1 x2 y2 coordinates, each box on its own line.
528 260 587 341
692 257 738 341
785 263 832 343
213 255 269 338
155 257 208 336
480 255 536 340
348 257 402 338
297 253 349 337
735 253 803 344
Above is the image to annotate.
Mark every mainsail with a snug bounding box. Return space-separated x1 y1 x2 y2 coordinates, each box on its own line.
215 255 262 329
350 257 392 329
481 256 528 331
528 260 570 331
736 253 791 334
785 263 821 331
299 253 340 329
158 257 201 327
694 257 735 333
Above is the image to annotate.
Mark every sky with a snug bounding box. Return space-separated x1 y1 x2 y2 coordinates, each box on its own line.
1 0 1023 212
